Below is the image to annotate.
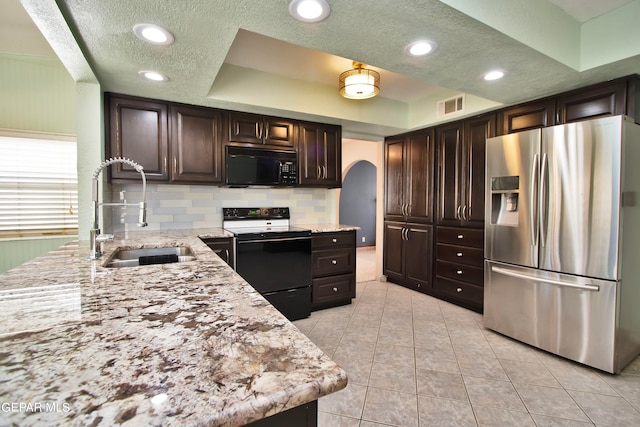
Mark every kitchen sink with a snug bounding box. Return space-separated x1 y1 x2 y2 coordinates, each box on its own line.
105 246 196 268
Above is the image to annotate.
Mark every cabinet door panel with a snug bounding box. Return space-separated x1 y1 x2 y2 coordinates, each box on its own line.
109 96 169 180
384 139 405 219
405 225 433 288
171 105 221 183
227 111 262 144
383 222 405 281
299 122 342 187
263 119 295 147
557 82 626 123
463 114 494 227
299 124 320 183
321 127 341 186
498 100 556 135
406 130 434 222
436 123 462 225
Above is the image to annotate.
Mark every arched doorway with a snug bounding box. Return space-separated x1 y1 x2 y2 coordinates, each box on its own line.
339 160 376 246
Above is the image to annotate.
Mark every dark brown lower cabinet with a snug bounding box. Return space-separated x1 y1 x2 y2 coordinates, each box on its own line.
244 400 317 427
433 226 484 312
311 231 356 310
383 221 433 293
200 237 234 267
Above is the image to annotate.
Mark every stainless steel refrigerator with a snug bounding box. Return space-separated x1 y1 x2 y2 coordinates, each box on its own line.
484 115 640 373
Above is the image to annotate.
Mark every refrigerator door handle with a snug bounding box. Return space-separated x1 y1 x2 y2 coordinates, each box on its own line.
540 153 549 248
491 265 600 292
531 154 540 246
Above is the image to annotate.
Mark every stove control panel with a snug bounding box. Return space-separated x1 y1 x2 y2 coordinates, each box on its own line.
223 207 290 220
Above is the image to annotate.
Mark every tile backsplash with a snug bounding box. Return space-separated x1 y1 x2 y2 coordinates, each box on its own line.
107 183 337 233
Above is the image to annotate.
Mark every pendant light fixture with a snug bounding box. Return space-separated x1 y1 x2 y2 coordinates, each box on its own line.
339 61 380 100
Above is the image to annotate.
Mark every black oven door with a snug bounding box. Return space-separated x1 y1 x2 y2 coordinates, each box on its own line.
235 235 311 320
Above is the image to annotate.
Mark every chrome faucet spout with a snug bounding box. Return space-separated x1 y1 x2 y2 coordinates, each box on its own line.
90 157 148 259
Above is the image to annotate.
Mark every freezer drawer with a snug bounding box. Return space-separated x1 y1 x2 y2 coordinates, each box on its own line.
484 260 620 373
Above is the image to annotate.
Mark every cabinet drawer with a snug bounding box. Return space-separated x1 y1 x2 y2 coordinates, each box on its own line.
437 244 484 267
312 248 355 276
312 231 355 249
312 274 355 307
434 276 484 306
436 260 483 286
437 227 483 248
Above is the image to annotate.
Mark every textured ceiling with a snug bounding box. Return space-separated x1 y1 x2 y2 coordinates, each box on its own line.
14 0 640 137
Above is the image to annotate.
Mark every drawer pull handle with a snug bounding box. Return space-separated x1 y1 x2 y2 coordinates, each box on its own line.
417 283 421 288
456 270 463 275
332 238 337 243
457 234 464 239
456 252 463 257
332 287 338 292
332 260 337 265
456 287 463 293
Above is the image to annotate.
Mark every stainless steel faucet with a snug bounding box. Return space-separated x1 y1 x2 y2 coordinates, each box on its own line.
90 157 148 259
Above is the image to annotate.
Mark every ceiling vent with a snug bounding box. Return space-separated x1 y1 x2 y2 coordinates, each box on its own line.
437 94 465 117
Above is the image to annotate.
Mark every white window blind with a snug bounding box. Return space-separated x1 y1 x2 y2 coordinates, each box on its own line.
0 131 78 238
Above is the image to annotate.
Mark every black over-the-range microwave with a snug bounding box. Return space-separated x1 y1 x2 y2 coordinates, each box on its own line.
225 146 298 187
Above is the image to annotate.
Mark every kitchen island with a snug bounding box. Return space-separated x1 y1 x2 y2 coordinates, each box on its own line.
0 229 348 426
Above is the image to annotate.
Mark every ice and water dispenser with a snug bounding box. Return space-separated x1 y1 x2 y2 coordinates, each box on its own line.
490 176 519 226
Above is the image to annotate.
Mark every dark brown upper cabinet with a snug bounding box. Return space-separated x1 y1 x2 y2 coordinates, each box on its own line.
107 95 169 181
298 122 342 188
497 76 639 135
384 129 435 223
498 99 556 135
556 81 627 124
226 111 295 148
436 113 495 228
170 104 222 184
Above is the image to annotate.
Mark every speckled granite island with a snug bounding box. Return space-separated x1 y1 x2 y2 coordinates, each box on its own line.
0 229 347 426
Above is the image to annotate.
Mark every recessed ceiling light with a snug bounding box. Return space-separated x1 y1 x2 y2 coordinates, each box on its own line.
133 23 174 45
483 70 506 81
404 40 437 57
138 70 169 82
289 0 330 23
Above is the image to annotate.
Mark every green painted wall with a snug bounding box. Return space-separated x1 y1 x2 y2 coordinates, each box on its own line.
0 53 77 272
0 53 76 134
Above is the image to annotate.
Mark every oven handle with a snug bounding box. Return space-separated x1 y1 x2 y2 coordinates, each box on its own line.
237 236 311 244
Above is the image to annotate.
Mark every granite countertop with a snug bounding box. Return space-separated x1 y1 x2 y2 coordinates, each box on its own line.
296 224 360 233
0 228 347 426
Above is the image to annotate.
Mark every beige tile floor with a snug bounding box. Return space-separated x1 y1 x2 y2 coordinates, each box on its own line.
292 247 640 427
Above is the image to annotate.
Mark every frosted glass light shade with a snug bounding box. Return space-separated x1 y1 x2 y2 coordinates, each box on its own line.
339 62 380 100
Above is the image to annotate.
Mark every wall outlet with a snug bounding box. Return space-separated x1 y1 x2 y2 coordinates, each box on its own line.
362 237 366 243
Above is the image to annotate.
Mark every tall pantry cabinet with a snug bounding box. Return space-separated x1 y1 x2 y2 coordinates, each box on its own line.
433 113 495 311
383 114 492 312
383 130 434 293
